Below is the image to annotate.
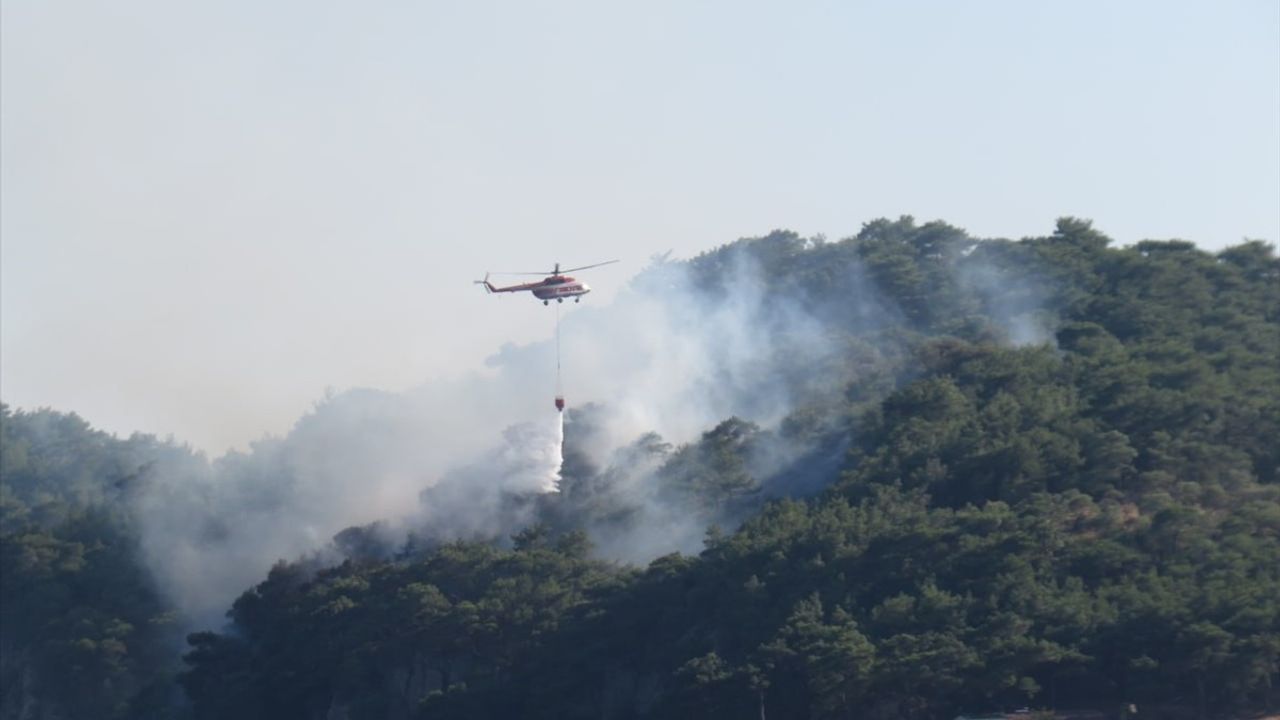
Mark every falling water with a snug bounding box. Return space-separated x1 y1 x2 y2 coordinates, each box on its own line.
548 409 564 492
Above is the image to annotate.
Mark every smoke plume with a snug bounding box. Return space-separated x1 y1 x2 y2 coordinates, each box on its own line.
123 227 1056 630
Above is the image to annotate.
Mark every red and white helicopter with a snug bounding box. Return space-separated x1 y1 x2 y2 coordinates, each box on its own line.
475 260 618 305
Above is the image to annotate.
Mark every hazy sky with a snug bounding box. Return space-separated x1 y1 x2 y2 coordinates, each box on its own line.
3 1 1278 453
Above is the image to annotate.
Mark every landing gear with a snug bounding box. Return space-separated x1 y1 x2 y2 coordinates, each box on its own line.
575 298 580 303
543 300 549 305
557 298 563 303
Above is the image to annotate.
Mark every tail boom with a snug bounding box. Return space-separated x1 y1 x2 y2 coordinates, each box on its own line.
474 273 497 293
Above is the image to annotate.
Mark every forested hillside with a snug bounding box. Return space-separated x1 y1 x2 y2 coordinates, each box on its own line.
0 410 193 718
3 218 1278 719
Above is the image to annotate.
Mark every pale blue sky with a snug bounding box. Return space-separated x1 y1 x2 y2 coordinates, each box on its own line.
3 1 1277 452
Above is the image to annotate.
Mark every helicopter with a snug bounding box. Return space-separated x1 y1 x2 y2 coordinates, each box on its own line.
474 260 619 305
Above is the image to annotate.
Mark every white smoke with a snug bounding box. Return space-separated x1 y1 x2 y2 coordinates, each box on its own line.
123 237 886 628
954 243 1058 347
481 411 563 495
125 228 1056 630
129 400 567 627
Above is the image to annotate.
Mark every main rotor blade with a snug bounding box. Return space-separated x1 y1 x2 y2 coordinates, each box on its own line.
559 259 620 273
485 260 619 276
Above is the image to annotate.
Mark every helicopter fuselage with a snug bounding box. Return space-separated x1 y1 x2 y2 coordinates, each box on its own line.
531 276 591 302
